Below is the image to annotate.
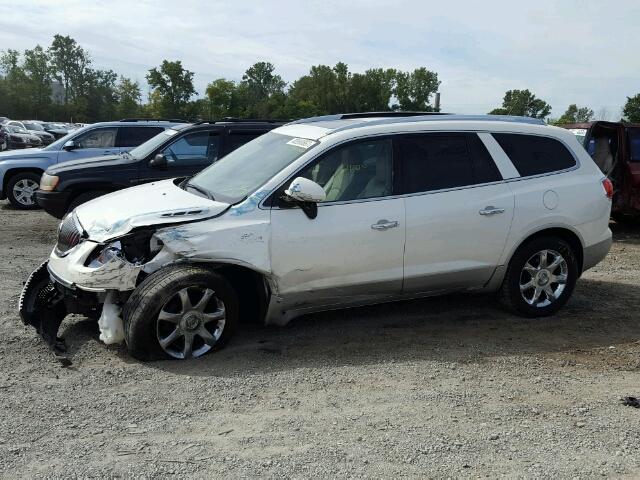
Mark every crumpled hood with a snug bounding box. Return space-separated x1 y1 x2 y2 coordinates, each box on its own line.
74 179 230 242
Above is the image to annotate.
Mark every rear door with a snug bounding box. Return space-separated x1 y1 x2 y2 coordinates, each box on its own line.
116 126 164 152
399 132 514 294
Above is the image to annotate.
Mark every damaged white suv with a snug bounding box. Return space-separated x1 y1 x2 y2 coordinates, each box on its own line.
20 113 613 360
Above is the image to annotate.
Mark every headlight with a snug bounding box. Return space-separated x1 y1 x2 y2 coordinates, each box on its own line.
40 173 60 191
87 241 123 268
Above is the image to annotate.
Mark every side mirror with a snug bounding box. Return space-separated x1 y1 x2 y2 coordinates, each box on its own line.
285 177 326 203
284 177 326 219
149 153 168 169
63 140 77 151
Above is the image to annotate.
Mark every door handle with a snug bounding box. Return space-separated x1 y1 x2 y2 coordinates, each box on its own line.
371 219 399 231
479 206 505 216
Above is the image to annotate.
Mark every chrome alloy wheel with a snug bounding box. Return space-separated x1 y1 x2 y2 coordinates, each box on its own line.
519 249 568 308
156 287 226 359
13 178 39 206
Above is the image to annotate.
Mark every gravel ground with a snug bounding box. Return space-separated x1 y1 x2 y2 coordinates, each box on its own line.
0 204 639 479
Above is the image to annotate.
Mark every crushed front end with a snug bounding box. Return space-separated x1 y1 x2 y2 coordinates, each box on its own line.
19 212 159 351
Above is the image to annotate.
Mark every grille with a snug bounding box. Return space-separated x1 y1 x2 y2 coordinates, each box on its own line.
55 214 83 255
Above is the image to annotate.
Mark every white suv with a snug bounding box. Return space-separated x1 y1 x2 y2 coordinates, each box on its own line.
20 113 613 360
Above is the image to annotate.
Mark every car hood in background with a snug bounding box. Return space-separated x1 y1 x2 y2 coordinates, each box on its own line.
75 179 230 242
0 147 47 159
48 154 131 172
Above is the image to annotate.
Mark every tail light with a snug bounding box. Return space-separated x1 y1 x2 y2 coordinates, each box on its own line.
601 178 613 199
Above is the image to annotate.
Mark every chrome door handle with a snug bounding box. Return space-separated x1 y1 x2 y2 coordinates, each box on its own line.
371 219 399 231
479 206 505 216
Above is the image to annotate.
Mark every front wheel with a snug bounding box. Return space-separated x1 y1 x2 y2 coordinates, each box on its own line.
7 172 41 209
499 236 578 317
123 265 238 360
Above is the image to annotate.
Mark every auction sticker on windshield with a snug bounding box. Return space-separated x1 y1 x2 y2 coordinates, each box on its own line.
286 137 316 149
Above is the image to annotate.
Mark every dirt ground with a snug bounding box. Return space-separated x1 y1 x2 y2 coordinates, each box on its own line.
0 204 639 479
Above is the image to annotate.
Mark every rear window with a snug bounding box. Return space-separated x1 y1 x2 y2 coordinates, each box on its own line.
225 132 263 153
628 128 640 162
117 126 164 148
492 133 576 176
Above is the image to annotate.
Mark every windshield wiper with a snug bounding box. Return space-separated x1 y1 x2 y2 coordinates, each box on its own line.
184 181 214 200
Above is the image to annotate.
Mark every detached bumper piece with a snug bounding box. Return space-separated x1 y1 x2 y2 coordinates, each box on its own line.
19 261 68 353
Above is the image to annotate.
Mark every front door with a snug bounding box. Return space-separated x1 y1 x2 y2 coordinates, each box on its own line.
140 131 220 184
58 127 120 162
270 137 405 310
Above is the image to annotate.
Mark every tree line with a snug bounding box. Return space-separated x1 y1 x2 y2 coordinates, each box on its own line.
2 35 640 124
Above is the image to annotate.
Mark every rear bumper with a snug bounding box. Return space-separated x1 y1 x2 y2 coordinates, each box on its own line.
583 233 613 272
36 190 72 218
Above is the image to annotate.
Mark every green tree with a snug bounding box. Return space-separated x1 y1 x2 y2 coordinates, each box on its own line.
394 67 440 111
623 94 640 122
554 104 594 124
116 77 142 118
350 68 396 112
205 78 236 119
146 60 195 118
23 45 52 119
83 69 118 121
48 34 91 108
0 49 31 118
236 62 286 118
489 89 551 119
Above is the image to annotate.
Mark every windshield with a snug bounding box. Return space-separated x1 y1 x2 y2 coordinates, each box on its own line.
189 131 318 204
129 128 179 159
7 125 28 134
24 122 44 131
43 124 90 151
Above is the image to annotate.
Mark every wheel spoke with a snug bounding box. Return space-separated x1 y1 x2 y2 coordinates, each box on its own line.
197 326 218 347
530 286 543 305
544 285 556 301
520 280 535 292
178 288 192 313
158 310 182 324
552 273 568 284
159 328 181 348
203 307 225 323
523 262 537 275
194 289 215 312
183 333 194 358
547 256 563 272
538 250 548 268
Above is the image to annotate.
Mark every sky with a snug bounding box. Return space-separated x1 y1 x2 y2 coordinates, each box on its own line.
0 0 638 118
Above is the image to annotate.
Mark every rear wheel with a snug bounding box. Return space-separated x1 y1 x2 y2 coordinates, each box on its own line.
499 236 578 317
123 265 238 361
7 172 41 209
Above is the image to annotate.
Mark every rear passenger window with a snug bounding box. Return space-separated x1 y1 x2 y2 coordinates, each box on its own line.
397 133 501 194
226 132 262 153
117 126 164 147
492 133 576 176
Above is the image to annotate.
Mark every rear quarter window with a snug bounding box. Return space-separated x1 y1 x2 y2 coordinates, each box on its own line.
117 126 165 148
492 133 576 176
628 128 640 162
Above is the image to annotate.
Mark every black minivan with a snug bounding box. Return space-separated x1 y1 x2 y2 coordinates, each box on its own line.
37 120 283 218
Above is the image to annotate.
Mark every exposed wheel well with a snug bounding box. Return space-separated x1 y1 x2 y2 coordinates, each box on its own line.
513 227 584 275
209 263 268 325
2 168 44 199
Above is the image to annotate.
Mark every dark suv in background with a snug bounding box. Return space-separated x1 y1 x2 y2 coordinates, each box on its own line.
36 119 284 217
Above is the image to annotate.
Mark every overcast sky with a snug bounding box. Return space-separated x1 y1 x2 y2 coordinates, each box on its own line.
0 0 638 118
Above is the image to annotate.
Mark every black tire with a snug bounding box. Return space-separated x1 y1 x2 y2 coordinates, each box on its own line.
67 191 107 214
499 236 578 317
6 172 41 209
123 264 238 361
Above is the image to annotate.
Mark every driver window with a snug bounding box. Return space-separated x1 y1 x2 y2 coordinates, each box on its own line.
163 132 218 167
297 138 393 202
75 128 117 148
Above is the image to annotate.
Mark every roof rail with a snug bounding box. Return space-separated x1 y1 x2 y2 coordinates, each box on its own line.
288 111 451 125
119 118 189 123
192 117 288 126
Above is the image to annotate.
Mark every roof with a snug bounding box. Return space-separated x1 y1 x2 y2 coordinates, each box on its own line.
276 113 547 141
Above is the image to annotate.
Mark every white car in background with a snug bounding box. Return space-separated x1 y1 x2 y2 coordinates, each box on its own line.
20 113 613 360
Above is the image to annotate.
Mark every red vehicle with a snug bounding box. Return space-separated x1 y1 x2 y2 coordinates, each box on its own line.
563 121 640 221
